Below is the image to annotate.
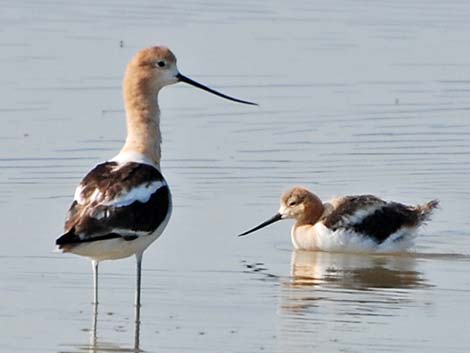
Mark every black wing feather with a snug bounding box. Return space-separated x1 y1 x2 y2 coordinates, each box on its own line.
323 195 420 244
56 162 171 247
352 202 420 243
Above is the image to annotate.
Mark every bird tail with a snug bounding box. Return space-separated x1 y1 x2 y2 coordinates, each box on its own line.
416 199 439 222
55 228 78 252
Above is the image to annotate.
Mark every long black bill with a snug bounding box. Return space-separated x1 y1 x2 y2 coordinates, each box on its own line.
238 213 283 237
176 73 257 106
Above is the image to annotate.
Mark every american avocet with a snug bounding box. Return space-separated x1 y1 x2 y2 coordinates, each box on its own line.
56 46 256 306
239 186 438 253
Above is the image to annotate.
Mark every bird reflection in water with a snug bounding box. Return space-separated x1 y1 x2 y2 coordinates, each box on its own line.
65 303 142 353
290 250 427 289
281 251 429 315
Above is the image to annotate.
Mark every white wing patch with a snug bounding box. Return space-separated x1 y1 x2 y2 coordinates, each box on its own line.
103 180 165 207
74 185 103 205
74 181 165 209
110 229 151 237
341 206 382 226
328 203 384 229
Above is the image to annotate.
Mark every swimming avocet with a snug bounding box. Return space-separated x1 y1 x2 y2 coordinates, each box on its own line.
56 46 256 306
239 186 438 252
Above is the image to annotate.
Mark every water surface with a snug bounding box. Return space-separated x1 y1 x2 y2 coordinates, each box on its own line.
1 1 469 352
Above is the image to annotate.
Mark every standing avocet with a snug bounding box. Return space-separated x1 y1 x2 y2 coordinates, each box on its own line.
239 186 438 252
56 46 256 306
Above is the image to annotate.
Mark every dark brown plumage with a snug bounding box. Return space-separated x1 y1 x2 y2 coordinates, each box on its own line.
56 162 170 249
322 196 438 243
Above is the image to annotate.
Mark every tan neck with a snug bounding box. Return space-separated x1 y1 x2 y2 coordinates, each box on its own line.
120 68 162 166
295 196 325 227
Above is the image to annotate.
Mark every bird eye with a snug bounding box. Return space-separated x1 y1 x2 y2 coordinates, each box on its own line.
156 61 166 68
288 200 297 207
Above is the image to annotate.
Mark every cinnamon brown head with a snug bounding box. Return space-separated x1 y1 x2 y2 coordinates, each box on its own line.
238 186 324 237
279 187 324 225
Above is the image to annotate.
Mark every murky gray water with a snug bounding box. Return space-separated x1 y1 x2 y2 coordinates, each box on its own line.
1 0 470 352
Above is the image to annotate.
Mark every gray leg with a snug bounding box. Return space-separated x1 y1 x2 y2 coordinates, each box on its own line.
135 252 143 308
90 301 98 348
134 303 141 351
92 260 99 305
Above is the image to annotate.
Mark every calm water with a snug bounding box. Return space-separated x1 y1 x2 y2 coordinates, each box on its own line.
1 0 470 352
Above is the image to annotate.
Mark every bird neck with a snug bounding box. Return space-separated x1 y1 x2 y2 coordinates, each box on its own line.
295 197 325 227
120 75 162 166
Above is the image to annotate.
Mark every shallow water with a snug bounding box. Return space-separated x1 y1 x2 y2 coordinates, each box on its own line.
1 0 470 352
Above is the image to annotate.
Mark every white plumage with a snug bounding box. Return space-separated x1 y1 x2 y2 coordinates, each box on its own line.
102 180 165 207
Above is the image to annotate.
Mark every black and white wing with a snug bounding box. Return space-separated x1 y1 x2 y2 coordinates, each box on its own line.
56 161 171 248
322 195 422 243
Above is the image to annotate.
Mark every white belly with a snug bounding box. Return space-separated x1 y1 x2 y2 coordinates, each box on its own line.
291 223 416 253
291 224 320 251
